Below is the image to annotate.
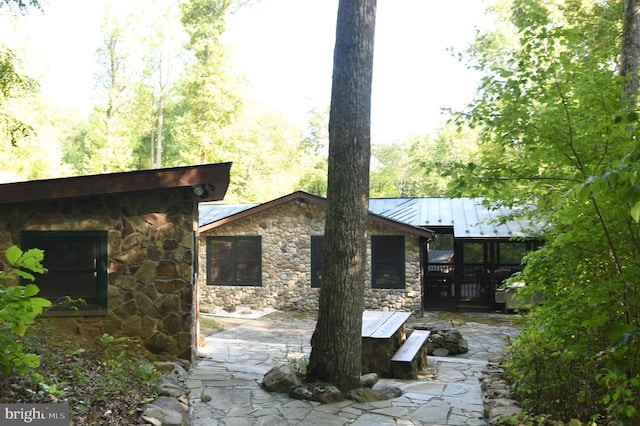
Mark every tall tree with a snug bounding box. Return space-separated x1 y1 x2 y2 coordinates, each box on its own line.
306 0 377 392
622 0 640 106
175 0 243 164
450 0 640 422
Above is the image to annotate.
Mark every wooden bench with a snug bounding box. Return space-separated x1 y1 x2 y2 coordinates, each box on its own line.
390 329 431 380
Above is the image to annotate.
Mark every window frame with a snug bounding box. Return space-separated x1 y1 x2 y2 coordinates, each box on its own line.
21 230 109 314
206 236 262 286
371 235 406 289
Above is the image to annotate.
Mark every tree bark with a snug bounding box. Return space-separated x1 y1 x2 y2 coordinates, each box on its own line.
306 0 376 392
622 0 640 106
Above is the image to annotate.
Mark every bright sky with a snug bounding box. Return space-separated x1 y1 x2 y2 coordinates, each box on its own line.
7 0 492 144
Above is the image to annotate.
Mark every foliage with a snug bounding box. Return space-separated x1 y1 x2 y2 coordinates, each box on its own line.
0 47 37 148
273 341 309 377
0 324 162 425
449 0 640 423
0 0 40 12
370 122 479 197
0 246 50 375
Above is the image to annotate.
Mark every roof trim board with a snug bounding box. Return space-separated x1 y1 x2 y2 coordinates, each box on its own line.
0 163 232 204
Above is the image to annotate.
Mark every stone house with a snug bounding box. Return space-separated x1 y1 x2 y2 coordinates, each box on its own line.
0 163 231 360
199 192 543 313
197 191 435 313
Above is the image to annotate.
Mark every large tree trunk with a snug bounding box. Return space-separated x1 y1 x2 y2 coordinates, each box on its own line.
306 0 376 392
622 0 640 106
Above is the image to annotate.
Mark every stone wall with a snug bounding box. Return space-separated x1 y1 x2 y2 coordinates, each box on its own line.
198 199 422 313
0 189 197 359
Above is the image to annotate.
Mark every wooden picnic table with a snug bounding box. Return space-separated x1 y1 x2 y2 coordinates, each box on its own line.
361 310 412 377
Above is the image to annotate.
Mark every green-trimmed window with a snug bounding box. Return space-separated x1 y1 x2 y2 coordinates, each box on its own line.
21 230 108 311
310 236 324 288
371 235 405 289
206 236 262 286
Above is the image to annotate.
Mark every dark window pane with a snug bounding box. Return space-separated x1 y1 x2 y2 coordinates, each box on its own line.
372 236 405 289
207 236 262 286
210 264 233 282
311 236 324 288
236 261 260 282
236 239 259 260
21 231 107 310
464 242 484 264
210 240 232 261
499 242 526 265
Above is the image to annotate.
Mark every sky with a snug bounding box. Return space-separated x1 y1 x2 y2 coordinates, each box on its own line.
5 0 493 144
223 0 493 142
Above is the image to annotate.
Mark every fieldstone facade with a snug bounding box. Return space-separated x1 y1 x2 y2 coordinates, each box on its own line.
198 198 424 313
0 188 198 359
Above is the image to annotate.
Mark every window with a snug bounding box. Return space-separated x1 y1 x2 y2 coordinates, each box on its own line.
463 242 485 264
206 236 261 286
498 242 527 265
21 230 108 312
310 236 324 288
371 235 405 289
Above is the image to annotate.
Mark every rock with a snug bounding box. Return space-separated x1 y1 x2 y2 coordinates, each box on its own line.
156 375 189 398
426 328 469 355
140 396 189 426
288 383 343 404
433 347 450 357
360 373 379 388
488 405 522 424
154 362 190 398
344 387 390 402
481 354 522 425
372 383 403 399
262 365 302 393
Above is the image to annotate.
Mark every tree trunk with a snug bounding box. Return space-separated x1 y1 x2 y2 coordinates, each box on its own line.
622 0 640 106
306 0 376 392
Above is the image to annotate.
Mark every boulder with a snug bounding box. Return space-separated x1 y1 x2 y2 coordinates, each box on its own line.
360 373 379 388
425 328 468 355
288 383 343 404
140 396 189 426
372 383 403 399
345 384 403 402
262 365 302 393
433 348 450 357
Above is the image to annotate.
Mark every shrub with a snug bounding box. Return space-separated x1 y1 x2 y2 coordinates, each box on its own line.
0 245 51 375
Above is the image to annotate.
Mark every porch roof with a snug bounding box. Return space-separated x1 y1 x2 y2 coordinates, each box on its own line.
368 197 540 239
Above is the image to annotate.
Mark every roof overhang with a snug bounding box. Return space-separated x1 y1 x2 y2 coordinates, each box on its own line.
0 163 232 204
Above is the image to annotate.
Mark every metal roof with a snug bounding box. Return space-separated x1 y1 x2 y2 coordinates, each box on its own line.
198 191 434 239
368 197 540 239
199 193 540 240
198 203 258 227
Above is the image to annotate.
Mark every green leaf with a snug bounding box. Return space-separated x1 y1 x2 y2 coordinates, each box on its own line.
631 201 640 222
5 245 22 265
22 284 39 297
12 269 35 282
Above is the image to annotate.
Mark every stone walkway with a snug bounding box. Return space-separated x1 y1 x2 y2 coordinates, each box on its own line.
187 310 521 426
